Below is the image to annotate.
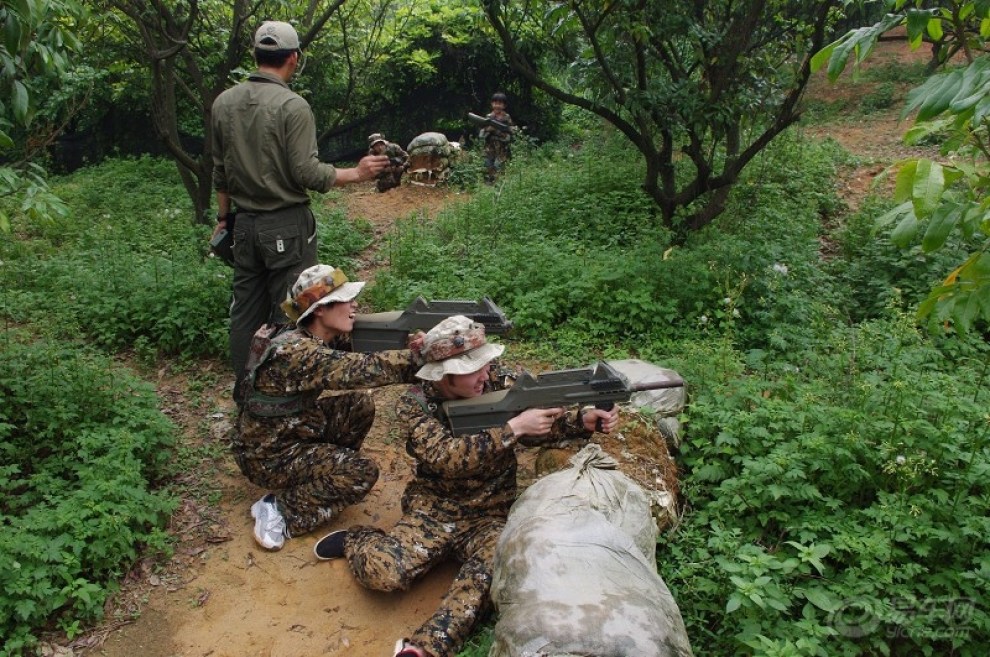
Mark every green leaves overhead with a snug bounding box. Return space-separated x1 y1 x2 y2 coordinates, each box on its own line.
0 0 86 132
816 1 990 333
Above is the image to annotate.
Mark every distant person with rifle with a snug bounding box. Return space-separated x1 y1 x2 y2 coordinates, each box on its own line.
368 132 408 192
477 91 515 183
312 315 618 657
210 20 389 402
234 264 425 551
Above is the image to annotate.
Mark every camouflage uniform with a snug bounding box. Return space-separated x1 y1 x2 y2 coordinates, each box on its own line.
481 111 514 180
233 325 419 537
369 134 409 192
377 142 409 192
341 372 591 657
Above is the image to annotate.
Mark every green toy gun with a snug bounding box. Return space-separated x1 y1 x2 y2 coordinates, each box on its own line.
467 112 513 134
351 296 512 352
440 359 685 436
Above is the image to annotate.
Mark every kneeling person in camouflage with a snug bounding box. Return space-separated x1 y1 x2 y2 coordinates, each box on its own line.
234 264 424 551
313 315 619 657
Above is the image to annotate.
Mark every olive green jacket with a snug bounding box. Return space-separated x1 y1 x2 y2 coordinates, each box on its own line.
211 71 337 212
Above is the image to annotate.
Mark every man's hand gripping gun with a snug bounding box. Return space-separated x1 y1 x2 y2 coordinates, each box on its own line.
351 297 512 352
440 359 685 436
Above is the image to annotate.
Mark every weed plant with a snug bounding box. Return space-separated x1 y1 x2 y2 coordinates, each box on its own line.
663 311 989 656
0 330 177 655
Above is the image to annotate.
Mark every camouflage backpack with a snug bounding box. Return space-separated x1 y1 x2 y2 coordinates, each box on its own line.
239 323 306 417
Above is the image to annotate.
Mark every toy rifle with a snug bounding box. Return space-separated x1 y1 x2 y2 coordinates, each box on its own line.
351 296 512 352
467 112 513 134
441 359 685 436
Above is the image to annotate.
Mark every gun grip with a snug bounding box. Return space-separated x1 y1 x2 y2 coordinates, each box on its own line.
594 401 614 432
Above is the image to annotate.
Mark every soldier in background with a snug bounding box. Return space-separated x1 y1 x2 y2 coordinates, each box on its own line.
368 132 408 192
233 264 424 551
479 91 515 183
312 315 618 657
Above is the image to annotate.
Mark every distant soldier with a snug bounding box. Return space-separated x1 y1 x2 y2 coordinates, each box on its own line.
233 264 424 551
312 315 619 657
368 133 408 192
479 91 515 183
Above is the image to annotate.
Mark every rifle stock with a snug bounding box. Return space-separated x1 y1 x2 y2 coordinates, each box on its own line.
350 296 512 352
441 360 684 436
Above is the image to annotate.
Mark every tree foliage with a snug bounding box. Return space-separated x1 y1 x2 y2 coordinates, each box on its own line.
82 0 515 224
482 0 844 234
0 0 85 232
815 0 990 333
93 0 364 223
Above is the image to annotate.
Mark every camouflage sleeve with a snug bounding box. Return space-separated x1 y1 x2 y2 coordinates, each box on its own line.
397 390 518 479
264 340 419 394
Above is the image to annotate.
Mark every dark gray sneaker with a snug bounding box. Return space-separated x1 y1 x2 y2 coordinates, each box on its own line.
250 493 286 550
313 529 348 560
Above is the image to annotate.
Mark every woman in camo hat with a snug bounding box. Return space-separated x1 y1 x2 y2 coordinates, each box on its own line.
314 314 619 657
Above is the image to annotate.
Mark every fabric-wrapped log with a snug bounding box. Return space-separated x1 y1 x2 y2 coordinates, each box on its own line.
489 443 694 657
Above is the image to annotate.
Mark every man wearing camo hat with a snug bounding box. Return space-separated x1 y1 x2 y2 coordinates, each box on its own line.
312 315 619 657
367 132 409 192
211 20 390 402
233 264 425 551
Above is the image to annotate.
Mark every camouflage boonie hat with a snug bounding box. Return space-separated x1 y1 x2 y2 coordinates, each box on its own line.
416 315 505 380
368 133 387 147
280 264 365 325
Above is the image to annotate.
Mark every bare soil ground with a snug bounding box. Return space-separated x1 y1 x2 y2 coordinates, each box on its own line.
43 35 941 657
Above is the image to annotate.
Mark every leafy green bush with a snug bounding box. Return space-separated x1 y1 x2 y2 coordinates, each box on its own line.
827 195 966 324
370 130 847 360
0 156 373 362
664 314 990 656
0 331 177 655
859 81 897 113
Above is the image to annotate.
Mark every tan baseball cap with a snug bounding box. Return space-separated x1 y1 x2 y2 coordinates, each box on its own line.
254 21 300 51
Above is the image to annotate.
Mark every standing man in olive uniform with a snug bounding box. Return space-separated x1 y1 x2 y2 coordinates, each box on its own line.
211 21 389 400
234 264 424 551
313 315 619 657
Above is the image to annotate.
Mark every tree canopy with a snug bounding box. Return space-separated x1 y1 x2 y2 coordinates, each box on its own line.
483 0 844 234
0 0 85 231
815 0 990 333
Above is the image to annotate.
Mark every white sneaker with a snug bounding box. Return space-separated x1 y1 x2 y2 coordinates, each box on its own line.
250 494 286 550
393 638 427 657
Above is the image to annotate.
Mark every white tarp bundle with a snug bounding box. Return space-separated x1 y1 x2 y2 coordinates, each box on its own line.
488 443 694 657
610 358 686 450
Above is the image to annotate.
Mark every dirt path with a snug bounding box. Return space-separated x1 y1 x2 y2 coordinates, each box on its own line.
57 35 939 657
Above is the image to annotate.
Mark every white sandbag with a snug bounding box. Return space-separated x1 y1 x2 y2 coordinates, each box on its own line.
609 358 686 450
489 444 693 657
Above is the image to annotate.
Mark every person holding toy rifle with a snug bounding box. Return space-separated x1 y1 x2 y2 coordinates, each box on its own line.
474 91 516 183
312 315 618 657
233 264 426 552
210 20 389 402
